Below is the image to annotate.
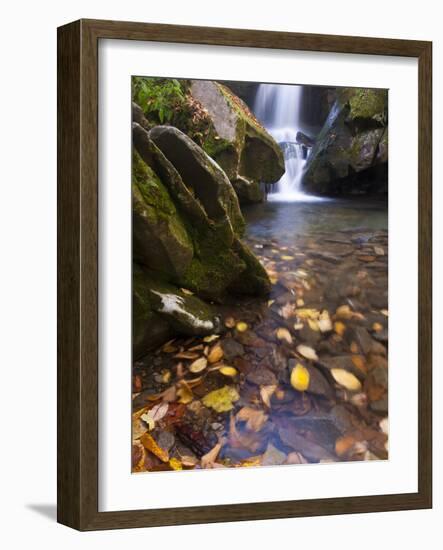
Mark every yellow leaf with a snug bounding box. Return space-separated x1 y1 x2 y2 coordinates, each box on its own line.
293 322 304 331
372 322 383 332
140 432 169 462
219 366 238 377
290 363 310 392
334 321 346 336
330 368 362 391
296 344 318 361
188 357 208 373
296 298 305 307
308 319 320 332
276 327 293 344
203 334 220 343
236 321 249 332
208 344 224 364
295 308 320 320
161 370 171 383
202 385 240 412
169 457 183 470
281 255 295 260
177 384 193 404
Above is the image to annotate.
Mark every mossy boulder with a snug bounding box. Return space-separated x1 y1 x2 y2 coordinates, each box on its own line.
190 80 285 202
132 124 271 355
302 88 388 196
133 266 218 359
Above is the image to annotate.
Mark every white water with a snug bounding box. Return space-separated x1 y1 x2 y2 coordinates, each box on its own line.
254 84 324 202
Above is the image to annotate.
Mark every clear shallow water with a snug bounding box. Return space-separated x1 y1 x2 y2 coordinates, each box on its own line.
244 198 388 246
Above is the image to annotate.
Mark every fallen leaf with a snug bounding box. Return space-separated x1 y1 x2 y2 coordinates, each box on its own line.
202 385 240 412
374 246 384 256
293 322 304 330
208 344 224 364
174 351 199 360
335 435 358 457
236 321 249 333
168 457 183 470
180 455 198 467
334 321 346 336
140 402 169 430
296 344 318 361
177 384 193 404
350 392 368 407
260 384 277 408
203 334 220 343
201 442 222 468
372 322 383 332
132 417 148 439
180 288 194 295
308 319 320 332
236 407 268 432
162 339 177 353
140 432 169 462
296 298 305 307
219 366 238 377
188 357 208 373
281 255 295 261
280 303 296 319
335 305 354 320
224 316 236 328
290 363 310 392
295 308 320 320
276 327 293 344
330 368 362 391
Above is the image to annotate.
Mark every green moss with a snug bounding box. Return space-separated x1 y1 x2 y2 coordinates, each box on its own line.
346 88 387 120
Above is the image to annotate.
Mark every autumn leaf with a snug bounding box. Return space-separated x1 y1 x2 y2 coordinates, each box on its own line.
201 442 222 468
236 407 268 432
203 334 220 343
140 402 169 431
260 384 277 408
236 321 248 332
224 316 236 328
140 432 169 462
290 363 310 392
168 457 183 470
276 327 292 344
208 344 224 364
296 344 318 361
330 368 362 391
177 383 193 404
188 357 208 373
202 385 240 412
219 366 238 377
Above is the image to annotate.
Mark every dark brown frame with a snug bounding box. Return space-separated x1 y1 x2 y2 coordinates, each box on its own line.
57 18 432 531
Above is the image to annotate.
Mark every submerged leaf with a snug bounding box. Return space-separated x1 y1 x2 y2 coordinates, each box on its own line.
188 357 208 373
140 432 169 462
236 321 249 333
203 334 220 343
208 344 224 364
330 368 362 391
177 384 193 404
290 363 310 392
276 327 293 344
219 366 238 377
201 442 222 468
296 344 318 361
260 384 277 408
236 407 268 432
202 385 240 412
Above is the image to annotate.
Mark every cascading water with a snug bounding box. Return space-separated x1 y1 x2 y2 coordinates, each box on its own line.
254 84 322 202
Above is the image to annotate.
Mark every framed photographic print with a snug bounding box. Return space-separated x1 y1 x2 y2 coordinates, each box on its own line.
57 19 432 530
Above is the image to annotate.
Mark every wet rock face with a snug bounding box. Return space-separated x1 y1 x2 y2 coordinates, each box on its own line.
302 88 388 196
132 123 270 357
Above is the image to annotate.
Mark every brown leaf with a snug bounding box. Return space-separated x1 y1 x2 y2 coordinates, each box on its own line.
208 344 224 364
260 384 277 408
201 442 222 469
236 407 268 432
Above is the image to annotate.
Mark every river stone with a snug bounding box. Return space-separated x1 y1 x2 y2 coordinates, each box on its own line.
319 355 367 381
246 367 277 386
220 338 245 361
261 443 287 466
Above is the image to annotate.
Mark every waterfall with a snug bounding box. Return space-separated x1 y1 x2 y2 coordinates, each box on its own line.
254 84 321 202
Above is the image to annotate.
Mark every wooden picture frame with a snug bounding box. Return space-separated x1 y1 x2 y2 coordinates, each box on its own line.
57 18 432 530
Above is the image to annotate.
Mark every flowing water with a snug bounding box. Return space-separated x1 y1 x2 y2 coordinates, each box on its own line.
254 83 322 202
